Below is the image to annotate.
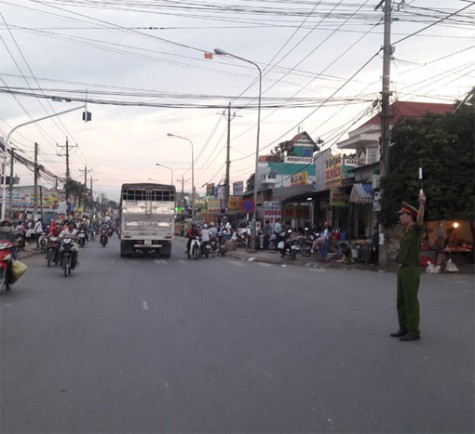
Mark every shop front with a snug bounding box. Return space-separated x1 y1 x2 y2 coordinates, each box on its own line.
422 220 474 266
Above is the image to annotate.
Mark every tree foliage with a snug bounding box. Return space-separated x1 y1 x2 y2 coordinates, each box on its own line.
380 101 474 227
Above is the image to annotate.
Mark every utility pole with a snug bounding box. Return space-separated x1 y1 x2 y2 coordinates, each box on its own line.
90 177 94 208
377 0 393 269
8 148 14 218
33 142 39 218
220 102 238 214
79 165 92 208
57 137 76 217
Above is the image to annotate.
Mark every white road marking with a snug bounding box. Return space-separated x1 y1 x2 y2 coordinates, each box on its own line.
257 262 274 267
154 260 168 265
142 300 149 311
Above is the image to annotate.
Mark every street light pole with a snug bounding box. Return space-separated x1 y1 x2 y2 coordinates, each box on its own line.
1 104 86 220
155 163 174 185
167 133 195 221
214 48 262 251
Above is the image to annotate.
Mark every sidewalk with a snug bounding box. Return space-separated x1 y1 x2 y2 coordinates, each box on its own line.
225 247 475 274
17 244 44 261
224 247 384 271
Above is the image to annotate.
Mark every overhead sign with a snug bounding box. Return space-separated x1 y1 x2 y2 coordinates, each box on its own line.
206 183 215 197
241 198 255 214
233 181 244 196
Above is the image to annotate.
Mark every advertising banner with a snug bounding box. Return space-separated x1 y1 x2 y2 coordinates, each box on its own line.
325 154 342 188
263 201 281 224
228 196 243 211
291 172 308 186
329 188 347 207
207 199 221 214
206 183 215 197
232 181 244 196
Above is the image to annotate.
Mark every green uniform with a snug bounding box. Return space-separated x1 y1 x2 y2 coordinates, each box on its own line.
396 223 423 335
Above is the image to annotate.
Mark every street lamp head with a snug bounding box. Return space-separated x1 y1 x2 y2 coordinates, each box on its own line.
214 48 228 56
167 133 174 137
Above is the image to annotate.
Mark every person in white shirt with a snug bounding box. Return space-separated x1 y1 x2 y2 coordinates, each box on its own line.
59 221 79 268
34 219 43 248
201 224 210 243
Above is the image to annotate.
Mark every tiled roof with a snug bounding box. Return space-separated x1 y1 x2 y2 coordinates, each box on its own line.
362 101 453 127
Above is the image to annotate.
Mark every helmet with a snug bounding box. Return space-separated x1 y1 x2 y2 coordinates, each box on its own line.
203 224 208 229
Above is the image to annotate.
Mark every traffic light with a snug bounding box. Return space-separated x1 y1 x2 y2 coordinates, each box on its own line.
82 111 92 122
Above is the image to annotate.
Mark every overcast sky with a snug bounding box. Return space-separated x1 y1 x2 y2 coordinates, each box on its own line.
1 0 473 201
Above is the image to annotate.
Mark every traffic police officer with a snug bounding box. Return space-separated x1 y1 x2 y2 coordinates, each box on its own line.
391 193 426 341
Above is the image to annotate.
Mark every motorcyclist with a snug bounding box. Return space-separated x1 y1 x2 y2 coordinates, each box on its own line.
281 227 297 258
186 223 201 254
200 224 211 253
79 221 89 244
99 223 109 245
209 222 218 238
59 220 79 268
0 219 17 262
48 220 64 237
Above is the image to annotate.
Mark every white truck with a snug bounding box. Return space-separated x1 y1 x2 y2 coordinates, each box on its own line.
119 183 176 258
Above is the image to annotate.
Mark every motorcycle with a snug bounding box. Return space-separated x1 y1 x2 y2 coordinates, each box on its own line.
78 229 87 247
60 238 77 277
297 229 315 257
187 236 201 260
218 235 227 257
38 232 48 253
278 230 299 260
200 240 212 258
0 239 14 292
46 236 60 267
100 230 108 247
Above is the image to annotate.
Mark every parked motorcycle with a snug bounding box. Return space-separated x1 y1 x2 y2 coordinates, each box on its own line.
60 238 76 277
46 236 61 267
188 236 201 259
0 239 14 291
297 230 315 257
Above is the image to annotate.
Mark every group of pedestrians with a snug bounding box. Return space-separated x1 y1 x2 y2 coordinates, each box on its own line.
9 219 45 248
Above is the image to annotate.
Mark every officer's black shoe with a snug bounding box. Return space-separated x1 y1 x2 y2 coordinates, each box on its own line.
390 329 407 338
399 333 420 342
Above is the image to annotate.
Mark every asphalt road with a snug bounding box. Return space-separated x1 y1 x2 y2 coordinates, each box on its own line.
1 236 473 434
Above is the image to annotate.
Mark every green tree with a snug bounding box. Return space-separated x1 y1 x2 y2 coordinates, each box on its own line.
380 99 474 256
270 140 292 160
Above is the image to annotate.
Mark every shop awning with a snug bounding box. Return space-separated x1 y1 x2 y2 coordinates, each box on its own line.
350 183 374 204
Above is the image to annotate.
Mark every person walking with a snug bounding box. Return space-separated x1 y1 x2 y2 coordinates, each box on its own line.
34 218 43 248
391 193 426 342
371 227 379 264
320 221 331 262
263 220 272 250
